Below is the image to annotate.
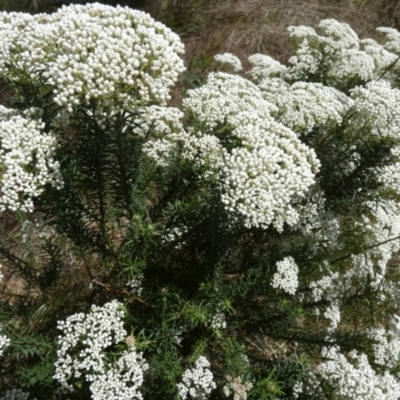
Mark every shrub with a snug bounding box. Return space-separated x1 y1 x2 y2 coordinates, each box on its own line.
1 5 400 400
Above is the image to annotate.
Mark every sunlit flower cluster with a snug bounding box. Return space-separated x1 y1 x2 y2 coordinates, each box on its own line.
214 53 242 72
177 356 216 400
247 54 287 82
297 347 400 399
267 81 352 134
143 128 224 172
368 316 400 368
133 106 184 138
184 72 319 230
377 27 400 55
361 38 400 80
89 349 148 400
286 19 376 87
0 3 185 115
350 80 400 137
0 106 62 213
0 11 34 74
183 72 277 130
222 113 318 230
271 256 299 295
54 300 128 389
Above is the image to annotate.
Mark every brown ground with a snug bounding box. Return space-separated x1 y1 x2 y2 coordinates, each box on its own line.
144 0 400 68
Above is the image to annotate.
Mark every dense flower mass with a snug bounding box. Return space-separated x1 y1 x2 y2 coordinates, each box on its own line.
54 300 128 388
214 53 243 72
262 81 352 134
89 349 148 400
368 316 400 369
247 53 287 82
286 19 376 87
271 257 299 295
350 80 400 137
296 347 400 399
0 3 185 114
177 356 216 400
0 106 62 213
183 72 319 230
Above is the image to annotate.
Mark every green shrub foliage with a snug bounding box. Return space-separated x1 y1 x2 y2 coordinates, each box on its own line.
1 4 400 400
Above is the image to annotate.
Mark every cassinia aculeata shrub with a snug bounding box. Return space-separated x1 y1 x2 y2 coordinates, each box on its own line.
2 4 400 400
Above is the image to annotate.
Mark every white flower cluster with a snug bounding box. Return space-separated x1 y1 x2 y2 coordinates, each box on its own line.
286 19 376 86
177 356 216 400
309 266 344 326
210 311 227 330
377 27 400 55
269 82 352 134
183 72 277 130
0 106 62 213
361 38 400 80
214 53 242 72
221 113 318 230
0 3 185 114
356 200 400 283
143 128 224 172
137 104 224 172
0 389 36 400
222 375 253 400
307 199 400 327
184 73 319 230
323 301 341 331
350 80 400 138
271 257 299 295
133 106 184 138
160 225 189 249
0 324 10 358
126 273 144 296
247 54 287 82
0 11 34 74
294 187 341 253
368 316 400 368
89 349 148 400
20 219 55 244
309 269 340 302
54 300 147 397
298 347 400 399
54 300 126 386
377 146 400 194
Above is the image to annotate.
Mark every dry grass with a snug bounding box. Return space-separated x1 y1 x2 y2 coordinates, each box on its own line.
144 0 400 68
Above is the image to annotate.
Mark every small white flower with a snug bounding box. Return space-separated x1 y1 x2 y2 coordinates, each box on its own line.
271 256 299 295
